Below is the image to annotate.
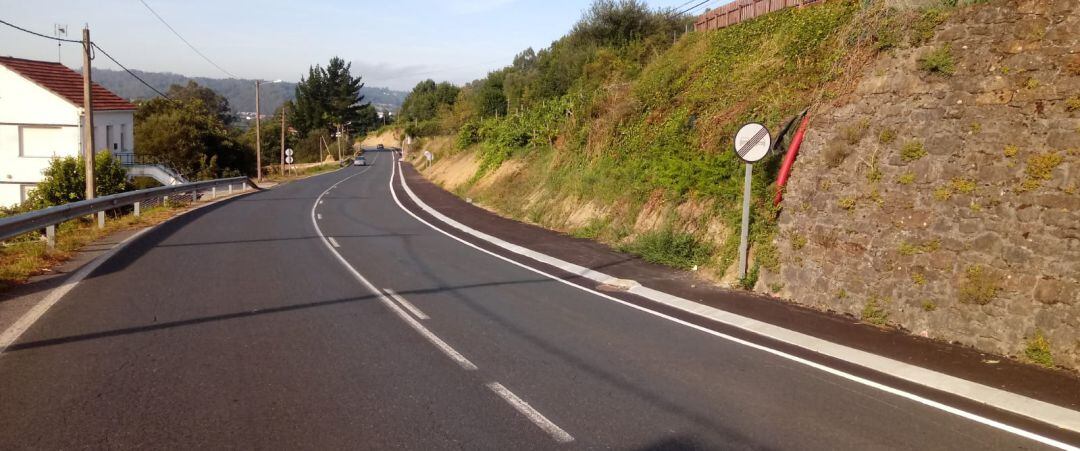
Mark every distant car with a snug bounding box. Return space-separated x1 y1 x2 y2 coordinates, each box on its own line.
353 156 367 166
376 144 384 150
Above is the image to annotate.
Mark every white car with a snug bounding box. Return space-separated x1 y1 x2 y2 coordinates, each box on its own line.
353 156 367 166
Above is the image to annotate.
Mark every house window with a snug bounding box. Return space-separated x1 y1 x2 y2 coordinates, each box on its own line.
106 125 114 151
120 124 127 151
19 126 65 157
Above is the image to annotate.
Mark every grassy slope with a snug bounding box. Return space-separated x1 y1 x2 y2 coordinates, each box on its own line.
413 0 913 282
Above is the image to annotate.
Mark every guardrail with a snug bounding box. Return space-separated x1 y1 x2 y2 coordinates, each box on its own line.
0 177 258 248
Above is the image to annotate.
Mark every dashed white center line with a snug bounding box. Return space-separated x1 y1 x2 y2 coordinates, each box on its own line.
486 382 574 444
383 288 430 320
317 213 323 220
327 237 340 248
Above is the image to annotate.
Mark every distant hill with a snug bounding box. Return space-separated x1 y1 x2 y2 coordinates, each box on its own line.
91 68 407 113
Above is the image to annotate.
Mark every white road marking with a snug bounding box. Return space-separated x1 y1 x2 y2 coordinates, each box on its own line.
383 288 430 320
0 229 151 354
319 200 324 205
0 188 262 356
486 382 574 444
388 160 1079 449
327 237 340 248
317 213 323 220
309 155 477 371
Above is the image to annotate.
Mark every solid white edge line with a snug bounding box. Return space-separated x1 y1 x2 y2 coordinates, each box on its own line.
0 228 151 354
383 288 430 320
0 186 266 356
310 153 477 371
389 160 1079 450
486 382 574 444
327 237 341 248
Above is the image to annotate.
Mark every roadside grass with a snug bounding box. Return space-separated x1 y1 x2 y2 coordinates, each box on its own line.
620 229 713 271
261 162 342 183
0 203 188 289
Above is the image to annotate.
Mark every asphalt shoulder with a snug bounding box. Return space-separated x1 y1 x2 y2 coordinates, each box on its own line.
397 162 1080 412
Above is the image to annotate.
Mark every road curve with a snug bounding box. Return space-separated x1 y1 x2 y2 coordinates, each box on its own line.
0 149 1065 449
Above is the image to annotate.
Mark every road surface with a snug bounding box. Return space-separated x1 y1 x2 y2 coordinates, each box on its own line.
0 150 1065 449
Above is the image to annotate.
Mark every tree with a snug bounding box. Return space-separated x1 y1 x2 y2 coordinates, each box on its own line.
166 80 234 125
135 96 252 179
292 57 378 136
26 152 131 209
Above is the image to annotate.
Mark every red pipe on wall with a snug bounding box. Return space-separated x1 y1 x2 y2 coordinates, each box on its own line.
774 114 810 206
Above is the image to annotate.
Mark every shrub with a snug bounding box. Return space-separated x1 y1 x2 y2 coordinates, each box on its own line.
1016 152 1063 192
824 143 853 168
838 197 857 210
456 121 481 149
918 46 955 76
950 177 976 194
1066 96 1080 112
921 300 937 312
933 185 952 201
900 141 927 162
878 128 896 144
26 153 131 210
862 297 889 325
621 229 712 270
1004 145 1019 158
958 265 997 305
898 172 916 184
1024 330 1053 367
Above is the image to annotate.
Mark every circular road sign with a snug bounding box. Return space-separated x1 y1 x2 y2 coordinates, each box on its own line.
285 156 294 164
285 148 294 157
733 123 771 163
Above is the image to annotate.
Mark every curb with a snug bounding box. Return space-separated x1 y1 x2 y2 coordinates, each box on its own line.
392 159 1080 446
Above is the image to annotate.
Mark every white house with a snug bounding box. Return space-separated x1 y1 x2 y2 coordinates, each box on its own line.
0 56 136 207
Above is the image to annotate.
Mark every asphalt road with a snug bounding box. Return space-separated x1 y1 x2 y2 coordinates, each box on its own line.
0 149 1062 449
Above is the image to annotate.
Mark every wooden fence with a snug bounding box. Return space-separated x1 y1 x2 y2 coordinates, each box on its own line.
694 0 823 31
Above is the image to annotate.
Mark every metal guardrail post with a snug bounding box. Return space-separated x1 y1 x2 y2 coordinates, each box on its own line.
46 225 55 250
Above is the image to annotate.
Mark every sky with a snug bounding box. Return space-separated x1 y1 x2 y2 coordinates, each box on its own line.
1 0 703 91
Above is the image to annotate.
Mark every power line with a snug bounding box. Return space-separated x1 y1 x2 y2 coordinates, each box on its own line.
90 42 172 100
0 18 81 43
137 0 238 79
676 0 712 15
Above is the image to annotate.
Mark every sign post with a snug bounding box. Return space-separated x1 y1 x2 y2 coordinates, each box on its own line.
733 123 771 280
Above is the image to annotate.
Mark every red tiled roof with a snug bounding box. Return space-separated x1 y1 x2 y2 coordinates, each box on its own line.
0 56 136 111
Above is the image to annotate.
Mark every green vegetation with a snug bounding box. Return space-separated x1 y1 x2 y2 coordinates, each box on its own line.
1 203 185 288
862 297 889 326
20 153 130 210
900 140 927 162
838 197 857 210
899 238 939 256
1024 330 1053 367
897 172 916 184
1016 151 1063 192
933 185 952 201
1023 78 1040 90
621 229 713 270
918 45 955 75
950 177 976 194
840 119 870 145
790 232 808 250
958 265 997 305
570 218 610 239
1066 96 1080 112
1004 145 1019 158
911 272 927 285
878 128 897 144
921 300 937 312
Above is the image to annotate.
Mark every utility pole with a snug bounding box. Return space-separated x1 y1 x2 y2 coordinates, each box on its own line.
81 27 95 200
255 80 262 181
280 106 286 175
